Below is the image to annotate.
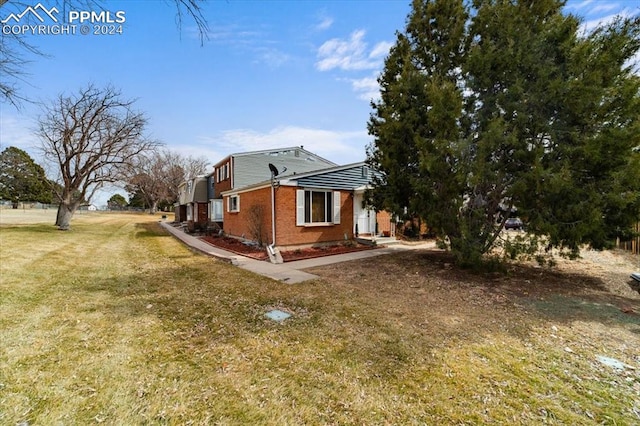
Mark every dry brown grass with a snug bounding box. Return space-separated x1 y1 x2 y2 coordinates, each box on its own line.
1 211 639 424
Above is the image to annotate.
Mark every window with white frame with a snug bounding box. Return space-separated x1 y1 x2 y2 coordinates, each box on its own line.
296 189 341 225
227 194 239 213
217 162 230 182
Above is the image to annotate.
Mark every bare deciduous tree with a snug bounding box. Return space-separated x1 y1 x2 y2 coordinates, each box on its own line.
125 149 209 213
37 84 160 229
172 0 210 44
162 150 210 204
125 152 168 215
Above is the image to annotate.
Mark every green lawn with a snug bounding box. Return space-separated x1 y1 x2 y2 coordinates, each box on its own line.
1 211 639 424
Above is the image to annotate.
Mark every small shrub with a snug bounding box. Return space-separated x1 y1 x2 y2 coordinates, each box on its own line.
247 204 266 246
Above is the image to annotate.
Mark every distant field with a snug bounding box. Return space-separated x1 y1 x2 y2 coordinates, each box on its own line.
0 208 58 225
0 209 173 225
1 212 639 424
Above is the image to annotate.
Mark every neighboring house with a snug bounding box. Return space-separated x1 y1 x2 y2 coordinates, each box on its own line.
174 175 209 231
209 146 336 225
221 162 393 249
206 173 217 226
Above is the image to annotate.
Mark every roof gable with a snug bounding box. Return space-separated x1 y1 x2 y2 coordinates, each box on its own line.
223 162 379 195
212 146 335 168
230 147 336 189
179 176 209 203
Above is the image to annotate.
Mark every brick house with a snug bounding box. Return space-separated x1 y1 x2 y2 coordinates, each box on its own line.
209 146 336 225
220 162 393 249
174 175 209 231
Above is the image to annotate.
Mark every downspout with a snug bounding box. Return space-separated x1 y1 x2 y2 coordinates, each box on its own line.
271 177 276 245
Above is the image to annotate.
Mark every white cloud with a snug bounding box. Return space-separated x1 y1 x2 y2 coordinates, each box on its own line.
255 47 291 68
316 30 392 101
564 0 635 34
566 0 595 11
589 3 620 14
580 8 634 34
198 126 369 165
369 41 393 59
0 114 39 156
201 23 290 68
200 23 264 45
581 13 615 33
567 0 622 16
316 15 334 31
316 29 382 71
174 144 216 166
349 74 381 102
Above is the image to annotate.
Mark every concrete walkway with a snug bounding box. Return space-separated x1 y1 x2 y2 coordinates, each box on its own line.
159 221 434 284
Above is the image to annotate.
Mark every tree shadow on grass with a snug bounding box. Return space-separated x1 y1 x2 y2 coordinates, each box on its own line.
72 232 640 350
133 222 167 238
477 256 640 328
522 294 640 326
64 237 640 382
0 224 57 233
70 249 298 339
307 249 640 335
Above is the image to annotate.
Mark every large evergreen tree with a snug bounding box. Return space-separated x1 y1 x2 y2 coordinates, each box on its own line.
367 0 640 267
0 146 52 207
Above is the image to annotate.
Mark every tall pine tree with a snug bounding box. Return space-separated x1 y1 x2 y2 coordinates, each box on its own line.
367 0 640 267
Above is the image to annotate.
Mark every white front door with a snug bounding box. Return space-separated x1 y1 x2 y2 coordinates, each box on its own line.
353 192 375 236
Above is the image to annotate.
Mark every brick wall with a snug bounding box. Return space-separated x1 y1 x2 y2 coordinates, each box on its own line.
214 179 231 198
376 210 394 235
223 186 273 244
223 186 355 247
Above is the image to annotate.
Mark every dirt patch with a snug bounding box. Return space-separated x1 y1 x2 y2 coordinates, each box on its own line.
303 248 640 340
200 235 377 262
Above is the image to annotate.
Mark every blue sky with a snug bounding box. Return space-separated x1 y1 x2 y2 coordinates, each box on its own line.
1 0 638 205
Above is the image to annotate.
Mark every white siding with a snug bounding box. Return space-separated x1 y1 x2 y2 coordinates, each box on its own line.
233 149 335 189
